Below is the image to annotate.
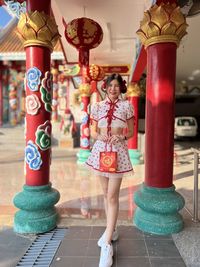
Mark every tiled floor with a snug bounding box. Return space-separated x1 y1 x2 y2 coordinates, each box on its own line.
0 227 34 267
1 125 200 266
50 226 186 267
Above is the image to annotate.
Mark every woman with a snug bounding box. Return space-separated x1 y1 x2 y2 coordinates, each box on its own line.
86 73 134 267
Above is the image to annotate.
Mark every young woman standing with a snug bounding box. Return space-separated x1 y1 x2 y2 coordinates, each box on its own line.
86 73 134 267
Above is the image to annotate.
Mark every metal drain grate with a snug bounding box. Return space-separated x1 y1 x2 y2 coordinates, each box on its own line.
16 228 67 267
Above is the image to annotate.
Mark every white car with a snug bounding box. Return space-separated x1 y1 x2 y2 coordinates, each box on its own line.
174 117 198 139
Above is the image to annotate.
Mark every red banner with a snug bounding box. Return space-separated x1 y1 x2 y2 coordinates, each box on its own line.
102 65 130 75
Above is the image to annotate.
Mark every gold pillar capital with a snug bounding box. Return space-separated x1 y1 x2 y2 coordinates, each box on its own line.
17 11 61 52
137 3 188 48
79 83 92 97
127 83 141 97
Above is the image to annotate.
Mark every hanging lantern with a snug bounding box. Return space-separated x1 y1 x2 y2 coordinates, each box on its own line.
87 64 105 81
63 17 103 65
87 64 105 95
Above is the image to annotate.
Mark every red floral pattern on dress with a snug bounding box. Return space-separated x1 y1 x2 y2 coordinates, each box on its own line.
87 97 134 178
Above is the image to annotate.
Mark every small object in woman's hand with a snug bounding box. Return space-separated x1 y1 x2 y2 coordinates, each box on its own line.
109 135 120 144
98 134 108 142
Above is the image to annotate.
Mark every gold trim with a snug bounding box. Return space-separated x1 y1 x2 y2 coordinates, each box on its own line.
23 40 54 51
127 83 141 97
17 11 60 52
51 68 59 76
137 3 188 48
79 83 91 97
144 35 179 48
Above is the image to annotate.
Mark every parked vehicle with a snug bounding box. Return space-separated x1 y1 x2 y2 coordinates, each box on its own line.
174 116 198 139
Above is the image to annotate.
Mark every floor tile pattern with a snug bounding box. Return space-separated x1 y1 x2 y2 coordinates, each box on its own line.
50 226 186 267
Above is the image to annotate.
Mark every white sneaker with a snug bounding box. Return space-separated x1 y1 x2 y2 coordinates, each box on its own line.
99 243 113 267
97 229 119 247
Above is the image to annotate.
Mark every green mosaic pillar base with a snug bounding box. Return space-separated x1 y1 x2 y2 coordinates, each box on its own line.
77 149 90 164
128 149 143 165
13 183 60 234
133 183 185 235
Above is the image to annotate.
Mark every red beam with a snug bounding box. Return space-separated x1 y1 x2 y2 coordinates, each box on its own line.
130 46 146 83
156 0 177 4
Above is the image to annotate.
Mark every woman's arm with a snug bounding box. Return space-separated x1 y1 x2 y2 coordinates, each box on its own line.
109 118 134 144
90 120 99 140
90 120 108 142
125 117 134 140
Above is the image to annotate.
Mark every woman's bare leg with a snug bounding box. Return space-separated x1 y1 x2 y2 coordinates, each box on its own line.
105 177 122 244
98 175 109 218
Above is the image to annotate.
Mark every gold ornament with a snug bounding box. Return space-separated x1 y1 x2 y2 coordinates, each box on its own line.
17 11 61 51
127 83 141 97
73 91 81 105
79 83 91 97
51 68 59 76
137 3 188 48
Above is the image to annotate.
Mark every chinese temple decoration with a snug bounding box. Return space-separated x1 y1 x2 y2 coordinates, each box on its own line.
58 73 66 84
27 67 42 92
26 94 41 115
63 17 103 65
137 3 188 48
4 0 26 18
63 17 103 160
51 68 59 122
133 2 187 235
25 140 42 171
25 68 53 171
60 64 80 76
40 71 52 113
87 64 105 82
9 83 18 125
9 84 18 110
59 64 81 111
79 83 91 97
87 64 105 98
127 82 141 97
35 120 51 151
13 0 61 235
17 11 60 51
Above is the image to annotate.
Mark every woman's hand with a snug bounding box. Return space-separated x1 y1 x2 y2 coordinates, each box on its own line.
109 135 124 144
97 134 108 142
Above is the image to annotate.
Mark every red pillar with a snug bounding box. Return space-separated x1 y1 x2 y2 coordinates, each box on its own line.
0 63 3 126
91 80 99 102
13 0 60 233
79 64 91 152
128 96 139 149
127 83 142 164
133 3 187 234
145 43 176 188
25 0 51 186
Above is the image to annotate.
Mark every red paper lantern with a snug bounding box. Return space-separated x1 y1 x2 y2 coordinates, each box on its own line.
64 17 103 49
63 17 103 65
87 64 105 81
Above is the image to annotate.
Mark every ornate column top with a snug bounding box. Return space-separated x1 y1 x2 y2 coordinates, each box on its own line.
17 11 60 52
79 83 91 97
127 83 141 97
137 3 188 48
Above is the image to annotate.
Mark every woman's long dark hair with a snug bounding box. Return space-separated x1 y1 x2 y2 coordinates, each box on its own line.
103 73 127 94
